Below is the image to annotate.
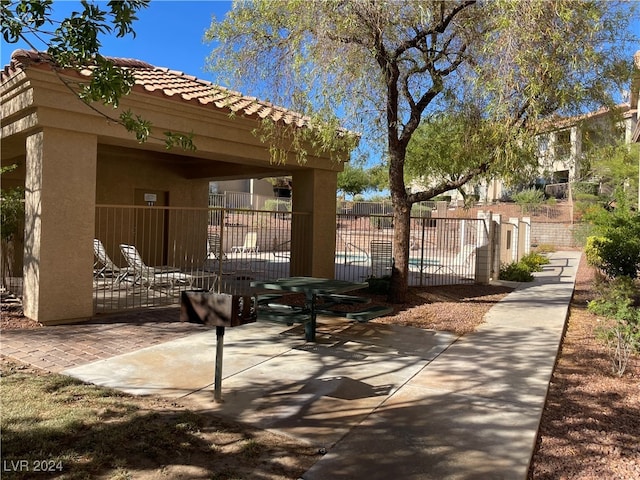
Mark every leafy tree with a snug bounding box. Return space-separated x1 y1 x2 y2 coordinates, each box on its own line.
337 164 371 199
405 109 538 203
337 163 387 198
1 0 194 149
582 142 640 206
0 165 24 289
205 0 636 302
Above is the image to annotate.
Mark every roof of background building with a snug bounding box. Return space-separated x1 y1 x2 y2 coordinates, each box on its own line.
1 49 311 128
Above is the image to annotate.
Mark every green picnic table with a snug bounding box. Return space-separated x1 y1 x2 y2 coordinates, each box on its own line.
250 276 372 341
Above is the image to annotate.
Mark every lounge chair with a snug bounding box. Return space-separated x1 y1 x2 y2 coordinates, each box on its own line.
208 233 228 262
272 239 291 261
409 245 477 276
231 232 259 253
370 240 393 278
93 239 128 286
119 243 190 291
207 233 235 274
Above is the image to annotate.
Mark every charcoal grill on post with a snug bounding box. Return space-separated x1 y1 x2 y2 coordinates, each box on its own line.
180 291 257 402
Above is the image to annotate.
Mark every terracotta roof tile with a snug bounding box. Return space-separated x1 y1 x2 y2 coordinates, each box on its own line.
2 49 312 128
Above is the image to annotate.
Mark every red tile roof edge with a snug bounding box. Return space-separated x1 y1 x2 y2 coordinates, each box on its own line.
1 49 312 128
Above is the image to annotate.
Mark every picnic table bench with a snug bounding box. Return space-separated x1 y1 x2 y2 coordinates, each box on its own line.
252 277 393 341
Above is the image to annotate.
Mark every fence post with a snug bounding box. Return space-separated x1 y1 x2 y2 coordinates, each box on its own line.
216 208 225 294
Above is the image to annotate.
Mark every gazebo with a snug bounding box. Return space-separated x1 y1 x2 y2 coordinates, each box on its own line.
1 50 346 324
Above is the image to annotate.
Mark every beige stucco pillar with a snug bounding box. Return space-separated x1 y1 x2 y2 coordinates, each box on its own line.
23 128 97 324
290 169 337 278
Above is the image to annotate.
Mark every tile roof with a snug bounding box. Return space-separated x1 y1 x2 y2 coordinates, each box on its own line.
1 49 311 128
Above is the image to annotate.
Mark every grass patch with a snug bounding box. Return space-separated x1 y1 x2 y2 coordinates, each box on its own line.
0 359 316 479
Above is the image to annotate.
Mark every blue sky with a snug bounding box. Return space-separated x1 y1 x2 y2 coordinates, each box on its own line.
1 1 232 83
2 0 639 96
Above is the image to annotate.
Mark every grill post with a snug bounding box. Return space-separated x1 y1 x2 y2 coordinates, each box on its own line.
214 325 225 403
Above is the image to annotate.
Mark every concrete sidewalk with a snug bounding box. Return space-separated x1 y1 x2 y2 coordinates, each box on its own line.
61 251 579 479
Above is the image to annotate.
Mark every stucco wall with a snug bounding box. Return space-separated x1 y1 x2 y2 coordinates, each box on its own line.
531 222 578 248
96 148 209 207
95 148 210 268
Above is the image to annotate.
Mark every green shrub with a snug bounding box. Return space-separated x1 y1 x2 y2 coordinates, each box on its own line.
499 262 534 282
264 199 291 212
366 275 391 294
572 182 599 196
584 236 607 269
582 192 640 279
512 188 545 207
588 276 640 376
519 252 550 272
498 251 550 282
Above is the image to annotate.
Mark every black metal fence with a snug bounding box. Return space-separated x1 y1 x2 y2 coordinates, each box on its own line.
92 205 489 314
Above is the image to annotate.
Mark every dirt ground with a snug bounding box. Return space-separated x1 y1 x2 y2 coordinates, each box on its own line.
2 255 639 478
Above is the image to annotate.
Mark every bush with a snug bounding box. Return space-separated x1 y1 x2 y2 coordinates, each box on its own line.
582 191 640 279
519 252 550 272
572 182 599 196
498 251 549 282
366 275 391 294
512 188 545 208
264 199 291 212
499 261 534 282
584 236 607 269
588 276 640 376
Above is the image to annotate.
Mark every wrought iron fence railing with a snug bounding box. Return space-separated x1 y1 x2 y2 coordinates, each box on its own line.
92 206 489 314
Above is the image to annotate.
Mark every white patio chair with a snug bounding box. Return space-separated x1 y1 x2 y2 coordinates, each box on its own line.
231 232 259 253
207 232 235 275
208 233 228 262
370 240 393 278
93 239 128 286
119 243 188 291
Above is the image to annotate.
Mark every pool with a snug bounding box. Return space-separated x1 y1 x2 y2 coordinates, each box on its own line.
335 252 369 264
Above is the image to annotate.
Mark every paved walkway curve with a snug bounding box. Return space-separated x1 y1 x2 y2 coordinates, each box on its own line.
303 251 579 480
1 252 579 480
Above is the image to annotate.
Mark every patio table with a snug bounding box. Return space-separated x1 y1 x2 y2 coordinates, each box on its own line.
250 276 368 342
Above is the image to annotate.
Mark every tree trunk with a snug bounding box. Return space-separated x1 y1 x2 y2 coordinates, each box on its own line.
1 239 13 290
387 143 411 304
388 195 411 303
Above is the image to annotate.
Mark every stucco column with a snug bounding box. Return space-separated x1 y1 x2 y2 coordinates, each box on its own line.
290 169 337 278
23 128 97 324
